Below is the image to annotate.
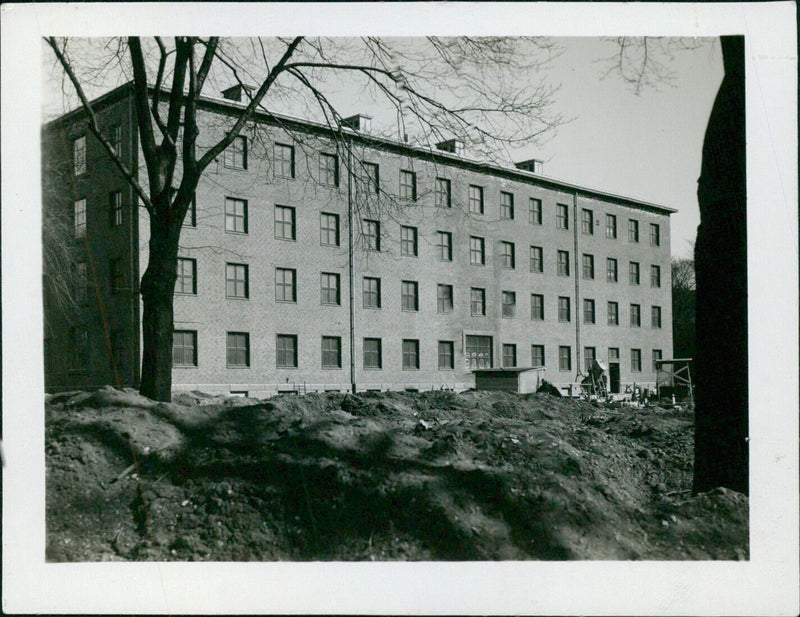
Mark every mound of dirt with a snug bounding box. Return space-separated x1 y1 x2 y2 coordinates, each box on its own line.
45 388 748 561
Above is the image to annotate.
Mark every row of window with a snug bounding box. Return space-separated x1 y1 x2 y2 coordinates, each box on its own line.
171 329 663 374
72 130 661 247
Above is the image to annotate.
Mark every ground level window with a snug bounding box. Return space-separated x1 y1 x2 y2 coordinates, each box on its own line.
631 348 642 372
438 341 454 370
558 346 571 371
173 330 197 367
226 332 249 367
402 339 420 370
531 344 545 367
363 338 382 369
502 344 517 368
276 334 298 368
465 335 492 369
321 336 342 369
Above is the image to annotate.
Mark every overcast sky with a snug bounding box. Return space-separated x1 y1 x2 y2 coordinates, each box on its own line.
43 37 723 258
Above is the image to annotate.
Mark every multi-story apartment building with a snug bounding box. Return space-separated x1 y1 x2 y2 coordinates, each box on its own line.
42 83 674 397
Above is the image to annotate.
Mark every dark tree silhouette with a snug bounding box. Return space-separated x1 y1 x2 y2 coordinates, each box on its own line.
693 36 748 494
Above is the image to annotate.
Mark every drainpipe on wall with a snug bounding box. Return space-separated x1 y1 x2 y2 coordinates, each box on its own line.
346 146 356 394
573 190 582 382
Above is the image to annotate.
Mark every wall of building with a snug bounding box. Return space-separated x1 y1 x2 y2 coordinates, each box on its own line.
42 93 140 391
134 102 673 397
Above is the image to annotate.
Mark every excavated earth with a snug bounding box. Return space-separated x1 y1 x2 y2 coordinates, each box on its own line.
45 387 748 561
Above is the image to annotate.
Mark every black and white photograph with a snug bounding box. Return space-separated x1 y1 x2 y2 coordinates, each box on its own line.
2 2 798 615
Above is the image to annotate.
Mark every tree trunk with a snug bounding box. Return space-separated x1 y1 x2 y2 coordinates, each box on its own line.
693 36 748 495
139 216 180 402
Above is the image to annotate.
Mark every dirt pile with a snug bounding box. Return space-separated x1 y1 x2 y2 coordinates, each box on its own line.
46 387 748 561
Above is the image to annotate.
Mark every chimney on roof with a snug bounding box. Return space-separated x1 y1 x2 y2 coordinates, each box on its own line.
435 139 465 156
221 84 255 103
515 158 544 175
341 114 373 133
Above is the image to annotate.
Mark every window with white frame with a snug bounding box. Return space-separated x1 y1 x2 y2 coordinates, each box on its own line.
321 272 340 305
470 287 486 316
469 236 485 265
399 170 417 200
500 241 515 268
437 231 453 261
468 185 484 214
400 225 418 256
274 205 295 240
320 212 340 246
320 153 339 186
274 143 295 178
226 263 249 299
225 197 248 234
275 267 297 303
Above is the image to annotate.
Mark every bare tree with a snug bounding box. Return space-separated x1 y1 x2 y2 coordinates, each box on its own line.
671 256 696 360
45 36 564 402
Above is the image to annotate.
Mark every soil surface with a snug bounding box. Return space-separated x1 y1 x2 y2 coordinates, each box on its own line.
46 387 748 561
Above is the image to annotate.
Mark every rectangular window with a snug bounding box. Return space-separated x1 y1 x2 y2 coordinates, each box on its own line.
608 301 619 326
470 236 485 265
109 258 123 296
606 258 618 283
468 185 484 214
275 205 296 240
500 191 515 219
221 198 250 236
652 349 663 372
109 191 123 227
584 346 597 372
399 170 417 200
437 231 453 261
582 254 595 280
438 341 454 370
226 263 249 299
531 344 545 367
321 336 342 369
650 223 660 247
628 219 639 243
651 305 662 328
362 162 380 194
531 293 544 320
363 277 381 309
401 280 419 312
582 208 594 235
557 250 570 277
74 198 87 239
226 332 250 367
557 203 569 230
225 197 248 234
363 219 380 251
320 153 339 186
630 303 641 327
629 261 640 285
650 265 661 288
529 198 542 224
609 347 620 363
583 298 595 324
502 291 516 318
402 339 420 370
631 348 642 372
275 267 297 303
530 245 543 273
175 258 196 295
502 344 517 368
173 330 197 367
400 225 418 257
321 272 340 305
435 178 451 208
363 338 382 369
470 287 486 316
500 241 516 268
320 212 340 247
559 346 572 371
465 335 493 369
606 213 617 239
71 327 88 369
276 334 298 368
275 143 295 178
73 135 86 175
437 284 453 314
109 125 121 154
73 262 87 304
224 135 247 170
558 296 571 322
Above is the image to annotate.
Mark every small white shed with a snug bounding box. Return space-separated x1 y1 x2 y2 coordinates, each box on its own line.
473 367 546 394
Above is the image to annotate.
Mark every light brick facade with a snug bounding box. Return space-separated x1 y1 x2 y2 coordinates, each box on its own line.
43 84 673 397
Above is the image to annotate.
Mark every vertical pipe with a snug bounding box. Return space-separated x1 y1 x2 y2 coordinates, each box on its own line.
573 190 581 379
347 146 356 394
